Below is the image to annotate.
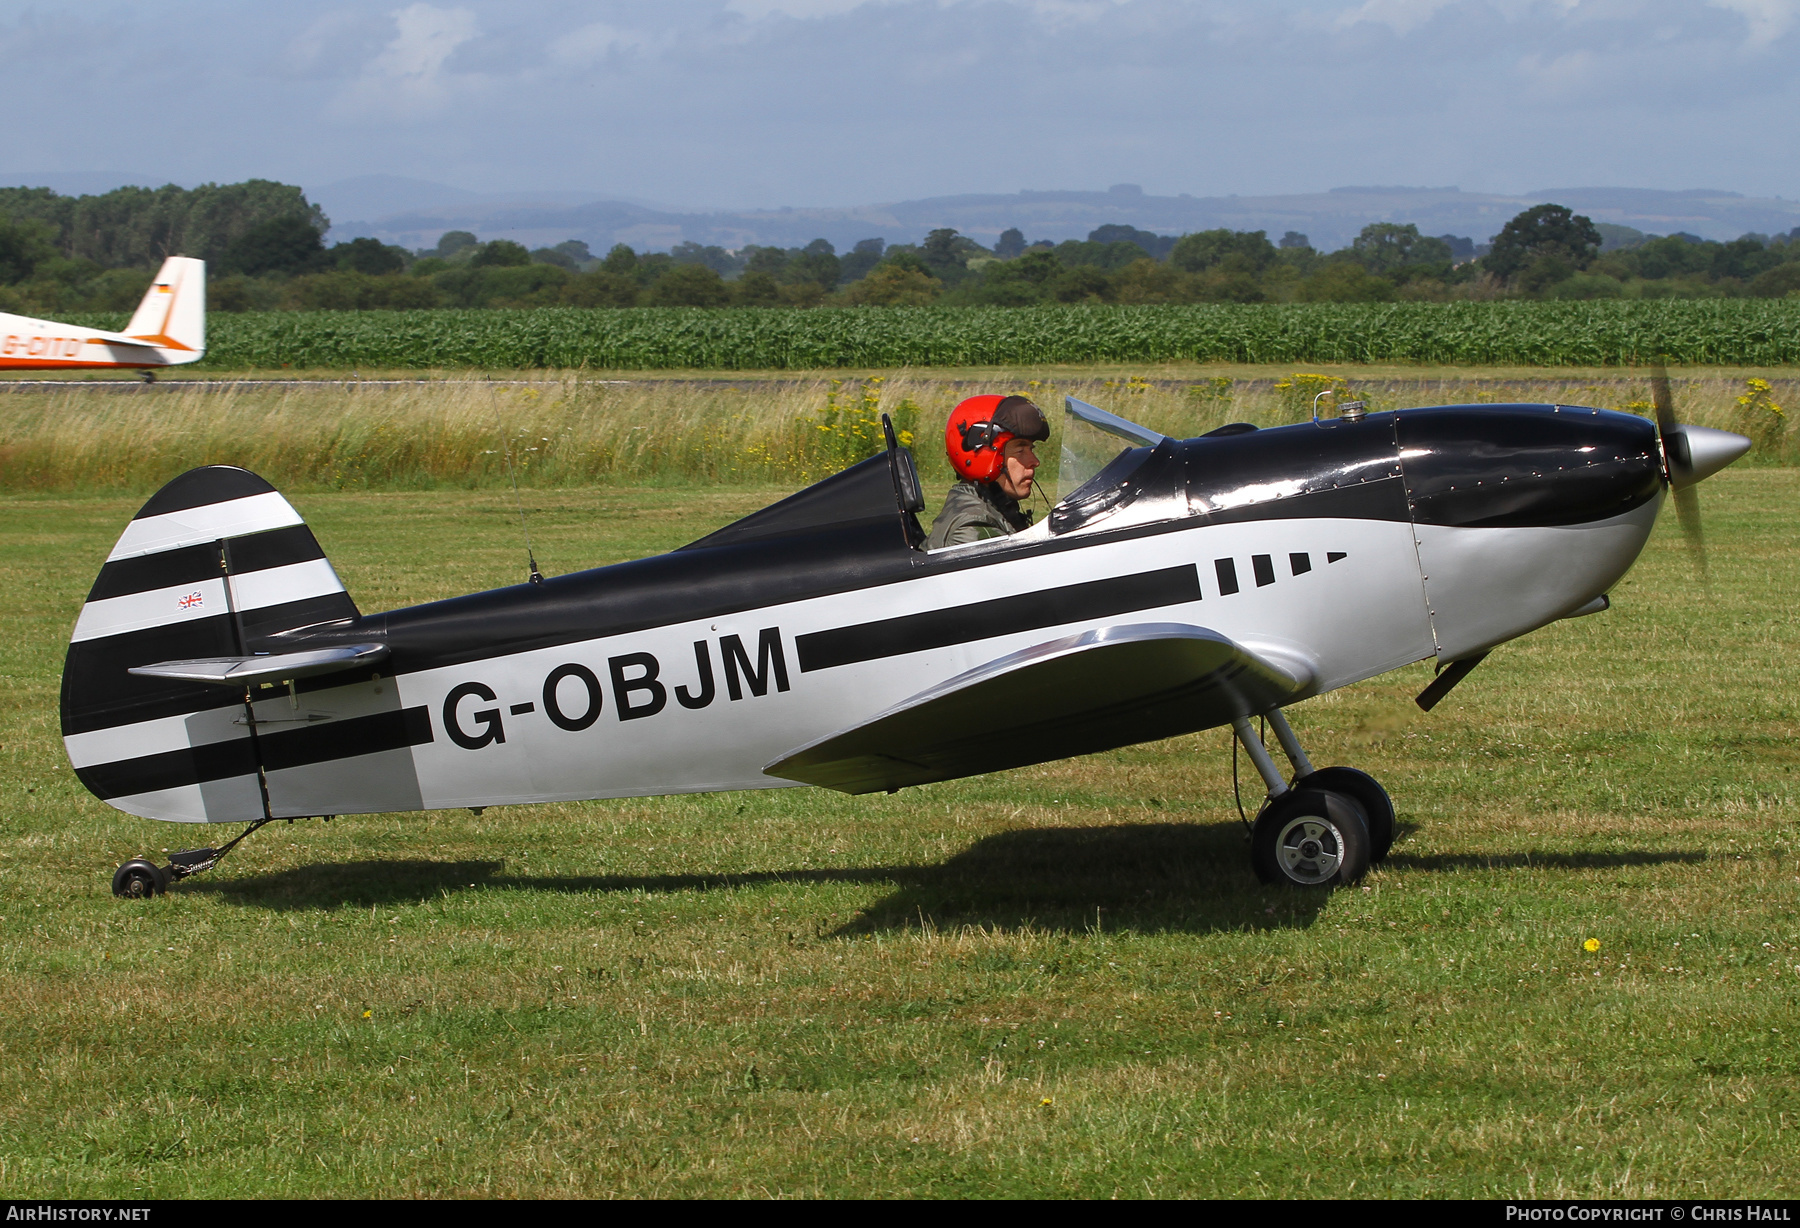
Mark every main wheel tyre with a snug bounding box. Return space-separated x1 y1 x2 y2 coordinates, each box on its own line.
112 859 167 899
1251 788 1371 888
1295 767 1395 863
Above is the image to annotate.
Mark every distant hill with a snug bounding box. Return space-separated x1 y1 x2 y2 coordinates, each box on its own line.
314 180 1800 254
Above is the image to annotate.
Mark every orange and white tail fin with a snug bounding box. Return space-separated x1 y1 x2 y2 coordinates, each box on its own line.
124 257 205 360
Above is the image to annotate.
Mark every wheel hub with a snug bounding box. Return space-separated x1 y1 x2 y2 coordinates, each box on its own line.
1276 817 1343 885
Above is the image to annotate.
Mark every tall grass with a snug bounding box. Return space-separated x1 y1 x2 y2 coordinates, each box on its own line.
0 376 929 495
54 300 1800 370
1 371 1792 496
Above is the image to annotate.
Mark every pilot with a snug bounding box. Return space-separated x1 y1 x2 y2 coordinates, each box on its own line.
926 394 1050 549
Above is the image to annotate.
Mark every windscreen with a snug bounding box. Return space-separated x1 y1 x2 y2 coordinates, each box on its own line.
1056 397 1167 505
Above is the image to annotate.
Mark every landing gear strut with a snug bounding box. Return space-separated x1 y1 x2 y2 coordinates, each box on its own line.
111 818 273 899
1232 711 1395 888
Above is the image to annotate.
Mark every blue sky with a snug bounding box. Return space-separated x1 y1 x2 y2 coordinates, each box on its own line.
2 0 1796 208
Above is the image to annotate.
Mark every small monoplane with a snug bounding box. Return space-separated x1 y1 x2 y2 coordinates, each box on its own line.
2 256 204 379
61 382 1748 896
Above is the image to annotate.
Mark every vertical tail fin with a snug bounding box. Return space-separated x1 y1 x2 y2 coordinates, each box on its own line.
124 257 205 360
62 466 358 823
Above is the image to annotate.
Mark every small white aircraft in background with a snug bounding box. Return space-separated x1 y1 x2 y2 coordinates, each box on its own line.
0 256 205 380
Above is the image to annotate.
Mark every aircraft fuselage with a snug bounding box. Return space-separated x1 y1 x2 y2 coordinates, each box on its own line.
86 403 1656 822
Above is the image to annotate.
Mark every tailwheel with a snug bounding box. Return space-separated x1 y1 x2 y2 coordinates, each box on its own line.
108 818 274 901
1294 767 1395 863
112 858 170 899
1251 788 1371 888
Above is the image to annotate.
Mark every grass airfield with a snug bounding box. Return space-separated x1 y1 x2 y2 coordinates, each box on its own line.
1 424 1797 1195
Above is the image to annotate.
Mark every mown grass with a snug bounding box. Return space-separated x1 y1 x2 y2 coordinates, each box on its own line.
0 460 1795 1196
2 368 1795 496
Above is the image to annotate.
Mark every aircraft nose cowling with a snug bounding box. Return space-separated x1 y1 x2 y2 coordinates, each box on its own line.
1397 404 1665 662
1397 404 1662 529
1670 425 1752 489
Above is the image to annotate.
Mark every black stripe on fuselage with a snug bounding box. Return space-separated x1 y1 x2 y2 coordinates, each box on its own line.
75 707 434 800
87 524 327 602
258 706 434 773
75 737 259 801
795 564 1202 673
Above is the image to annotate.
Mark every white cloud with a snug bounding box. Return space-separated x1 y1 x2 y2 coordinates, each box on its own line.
1018 0 1134 28
1334 0 1456 34
287 10 394 79
1517 47 1594 91
550 22 647 67
340 4 480 117
724 0 886 18
1708 0 1799 45
723 0 1125 21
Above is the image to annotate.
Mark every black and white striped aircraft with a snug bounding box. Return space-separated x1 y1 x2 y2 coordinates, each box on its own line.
64 392 1748 899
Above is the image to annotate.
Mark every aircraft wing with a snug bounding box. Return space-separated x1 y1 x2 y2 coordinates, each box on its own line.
765 622 1314 794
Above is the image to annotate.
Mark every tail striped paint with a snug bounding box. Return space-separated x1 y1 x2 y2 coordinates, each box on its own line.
62 467 359 823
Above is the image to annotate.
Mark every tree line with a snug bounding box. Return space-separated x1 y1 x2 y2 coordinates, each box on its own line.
3 181 1799 316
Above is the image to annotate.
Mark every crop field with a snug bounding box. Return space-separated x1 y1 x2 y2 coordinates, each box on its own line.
45 299 1800 370
0 373 1795 1194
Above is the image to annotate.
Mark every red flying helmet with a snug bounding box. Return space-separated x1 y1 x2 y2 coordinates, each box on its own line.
943 395 1049 482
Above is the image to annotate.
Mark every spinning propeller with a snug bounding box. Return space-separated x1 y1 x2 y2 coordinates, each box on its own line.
1648 364 1751 582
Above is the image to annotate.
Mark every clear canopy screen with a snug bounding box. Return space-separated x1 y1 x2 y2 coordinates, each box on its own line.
1056 396 1167 505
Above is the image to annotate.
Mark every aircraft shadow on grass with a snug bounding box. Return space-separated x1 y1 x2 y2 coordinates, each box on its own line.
184 821 1707 936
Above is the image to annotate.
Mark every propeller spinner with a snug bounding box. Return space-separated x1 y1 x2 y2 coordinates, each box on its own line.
1649 366 1751 581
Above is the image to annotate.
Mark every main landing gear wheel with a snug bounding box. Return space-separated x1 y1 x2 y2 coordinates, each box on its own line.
112 858 169 899
1294 766 1394 863
1251 788 1371 888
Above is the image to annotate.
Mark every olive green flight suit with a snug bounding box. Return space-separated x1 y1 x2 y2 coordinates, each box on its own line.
926 479 1034 549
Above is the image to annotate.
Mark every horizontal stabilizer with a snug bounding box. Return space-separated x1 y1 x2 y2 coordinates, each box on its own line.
766 622 1311 794
128 643 387 687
